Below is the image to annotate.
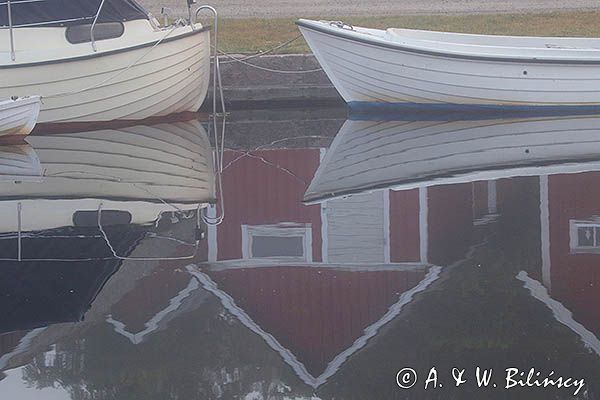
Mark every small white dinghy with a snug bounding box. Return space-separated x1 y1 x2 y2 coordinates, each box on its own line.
0 96 41 137
297 19 600 110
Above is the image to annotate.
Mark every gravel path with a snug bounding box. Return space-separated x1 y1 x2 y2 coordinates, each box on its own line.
138 0 600 19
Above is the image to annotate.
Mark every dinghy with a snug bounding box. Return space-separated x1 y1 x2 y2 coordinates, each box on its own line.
0 0 211 123
0 96 41 137
297 19 600 110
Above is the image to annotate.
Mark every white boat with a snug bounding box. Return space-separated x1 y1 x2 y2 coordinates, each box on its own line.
304 115 600 203
0 96 41 137
297 19 600 110
0 119 215 233
0 1 211 124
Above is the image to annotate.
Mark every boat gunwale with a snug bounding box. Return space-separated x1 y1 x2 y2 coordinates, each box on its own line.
296 19 600 65
0 25 210 69
303 156 600 204
0 95 41 109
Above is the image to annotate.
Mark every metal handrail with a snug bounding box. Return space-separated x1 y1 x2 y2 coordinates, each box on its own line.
3 16 94 29
90 0 106 52
195 5 219 118
7 0 15 61
195 5 227 226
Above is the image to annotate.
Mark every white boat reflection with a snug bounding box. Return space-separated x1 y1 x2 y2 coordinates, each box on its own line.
0 119 215 260
0 142 41 182
305 115 600 203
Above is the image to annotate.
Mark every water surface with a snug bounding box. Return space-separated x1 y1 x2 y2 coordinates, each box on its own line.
0 109 599 399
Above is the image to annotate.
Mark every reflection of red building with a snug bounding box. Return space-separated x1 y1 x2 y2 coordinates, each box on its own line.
208 149 493 268
193 264 437 388
208 266 427 379
214 150 323 263
0 329 45 372
199 148 508 387
106 264 206 344
0 331 28 368
535 172 600 346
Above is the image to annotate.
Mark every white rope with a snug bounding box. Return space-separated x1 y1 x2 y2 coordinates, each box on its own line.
219 34 304 64
217 49 323 74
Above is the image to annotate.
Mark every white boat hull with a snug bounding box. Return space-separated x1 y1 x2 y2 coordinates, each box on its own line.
298 20 600 108
0 23 210 123
0 97 41 136
0 119 215 233
305 115 600 202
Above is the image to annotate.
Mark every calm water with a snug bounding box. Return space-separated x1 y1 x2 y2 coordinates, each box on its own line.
0 109 599 400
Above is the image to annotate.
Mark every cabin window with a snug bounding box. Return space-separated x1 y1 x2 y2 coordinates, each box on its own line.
569 220 600 253
73 210 132 227
65 22 125 44
242 224 312 261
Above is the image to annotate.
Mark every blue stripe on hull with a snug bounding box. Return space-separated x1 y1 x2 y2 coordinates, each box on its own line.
348 101 600 121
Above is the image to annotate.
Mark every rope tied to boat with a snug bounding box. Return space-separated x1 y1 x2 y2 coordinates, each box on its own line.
216 49 323 74
215 33 323 74
328 21 354 31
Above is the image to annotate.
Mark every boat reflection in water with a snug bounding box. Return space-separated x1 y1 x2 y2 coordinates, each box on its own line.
0 113 599 399
0 120 215 334
305 115 600 202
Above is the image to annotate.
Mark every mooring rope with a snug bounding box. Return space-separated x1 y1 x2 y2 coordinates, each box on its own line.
217 49 323 74
219 34 304 64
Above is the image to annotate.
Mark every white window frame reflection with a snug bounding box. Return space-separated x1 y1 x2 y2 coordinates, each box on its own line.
569 219 600 253
241 223 312 262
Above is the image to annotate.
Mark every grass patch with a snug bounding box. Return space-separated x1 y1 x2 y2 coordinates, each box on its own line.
218 11 600 54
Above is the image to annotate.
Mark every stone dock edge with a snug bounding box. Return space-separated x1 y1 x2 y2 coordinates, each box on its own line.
202 54 344 110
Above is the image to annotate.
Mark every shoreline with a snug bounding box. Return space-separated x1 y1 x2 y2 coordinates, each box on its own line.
204 54 341 109
138 1 600 19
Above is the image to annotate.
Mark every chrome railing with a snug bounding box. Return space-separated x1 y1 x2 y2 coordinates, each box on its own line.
90 0 106 52
6 0 14 60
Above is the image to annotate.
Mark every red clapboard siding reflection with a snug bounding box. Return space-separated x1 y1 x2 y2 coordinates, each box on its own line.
218 150 322 262
110 264 193 333
547 172 600 336
428 184 473 266
389 189 420 263
208 266 427 376
0 331 27 359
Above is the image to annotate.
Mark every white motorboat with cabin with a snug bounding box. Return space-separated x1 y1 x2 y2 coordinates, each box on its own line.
0 119 215 235
297 19 600 111
0 96 40 137
0 0 212 124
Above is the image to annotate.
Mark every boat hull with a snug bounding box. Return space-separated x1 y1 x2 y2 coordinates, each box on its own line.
298 20 600 108
0 97 41 137
0 27 210 124
304 116 600 203
0 119 215 233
